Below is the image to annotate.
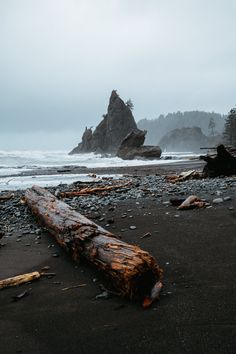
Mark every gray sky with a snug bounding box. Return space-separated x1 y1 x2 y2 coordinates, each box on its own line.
0 0 235 149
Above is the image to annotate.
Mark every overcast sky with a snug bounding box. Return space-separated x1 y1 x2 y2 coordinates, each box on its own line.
0 0 235 149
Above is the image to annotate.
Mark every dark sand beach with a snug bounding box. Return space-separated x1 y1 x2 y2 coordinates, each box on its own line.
0 161 235 354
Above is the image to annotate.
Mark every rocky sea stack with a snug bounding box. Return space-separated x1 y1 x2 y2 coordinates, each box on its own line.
69 90 162 160
69 90 137 154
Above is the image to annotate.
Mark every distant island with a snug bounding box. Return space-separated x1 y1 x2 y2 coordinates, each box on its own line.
138 111 225 151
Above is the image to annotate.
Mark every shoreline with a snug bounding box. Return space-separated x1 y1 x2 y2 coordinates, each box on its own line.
0 166 235 353
1 158 204 178
0 159 205 192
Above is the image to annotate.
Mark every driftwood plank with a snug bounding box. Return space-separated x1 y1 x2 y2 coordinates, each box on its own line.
25 185 163 304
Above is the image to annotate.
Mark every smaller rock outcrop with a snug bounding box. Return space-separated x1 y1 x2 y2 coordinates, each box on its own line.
117 130 162 160
69 127 93 154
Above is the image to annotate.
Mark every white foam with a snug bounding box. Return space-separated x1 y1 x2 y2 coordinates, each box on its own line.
0 149 199 189
0 173 123 191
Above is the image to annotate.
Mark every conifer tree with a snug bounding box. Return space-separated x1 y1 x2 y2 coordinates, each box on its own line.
126 99 134 110
224 107 236 146
208 117 216 136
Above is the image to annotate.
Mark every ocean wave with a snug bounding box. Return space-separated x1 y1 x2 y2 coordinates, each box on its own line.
0 173 123 191
0 150 200 188
0 149 197 167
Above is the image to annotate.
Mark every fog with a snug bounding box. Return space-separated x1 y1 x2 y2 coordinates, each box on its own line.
0 131 82 150
1 0 235 149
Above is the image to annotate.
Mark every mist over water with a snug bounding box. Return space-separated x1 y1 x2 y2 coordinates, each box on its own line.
0 131 82 150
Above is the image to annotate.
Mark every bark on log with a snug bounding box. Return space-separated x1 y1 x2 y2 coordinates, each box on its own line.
25 186 163 302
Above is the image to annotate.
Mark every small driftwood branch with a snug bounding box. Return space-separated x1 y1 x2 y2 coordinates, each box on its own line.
0 193 14 201
177 195 206 210
59 181 131 198
0 271 40 290
165 170 203 183
25 185 163 305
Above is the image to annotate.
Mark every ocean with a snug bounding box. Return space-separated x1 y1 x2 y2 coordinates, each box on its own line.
0 150 199 191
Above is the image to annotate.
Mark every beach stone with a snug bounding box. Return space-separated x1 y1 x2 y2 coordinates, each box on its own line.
223 196 231 201
129 225 137 230
212 198 224 204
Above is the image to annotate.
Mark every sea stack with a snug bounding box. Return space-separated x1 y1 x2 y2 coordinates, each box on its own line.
69 90 162 160
69 90 137 154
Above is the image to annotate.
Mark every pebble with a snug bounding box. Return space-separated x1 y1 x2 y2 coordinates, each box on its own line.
129 225 137 230
223 196 231 201
1 175 235 243
212 198 224 204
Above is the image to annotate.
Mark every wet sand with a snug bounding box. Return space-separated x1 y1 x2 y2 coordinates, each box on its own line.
16 159 205 177
0 162 235 354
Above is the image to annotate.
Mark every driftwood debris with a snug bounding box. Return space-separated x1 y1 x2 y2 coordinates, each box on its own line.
25 185 163 305
170 196 206 210
0 271 55 290
177 195 206 210
200 144 236 177
0 193 14 201
0 271 40 290
165 170 203 183
60 181 131 198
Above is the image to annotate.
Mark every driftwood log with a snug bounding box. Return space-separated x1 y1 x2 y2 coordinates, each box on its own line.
200 144 236 177
25 186 163 304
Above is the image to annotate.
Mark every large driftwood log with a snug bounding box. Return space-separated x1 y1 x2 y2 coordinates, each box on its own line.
200 144 236 177
25 186 163 304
